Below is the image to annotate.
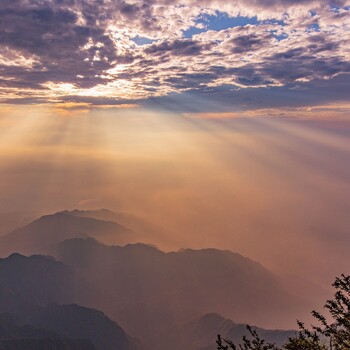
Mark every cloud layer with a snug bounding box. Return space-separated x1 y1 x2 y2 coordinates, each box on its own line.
0 0 349 112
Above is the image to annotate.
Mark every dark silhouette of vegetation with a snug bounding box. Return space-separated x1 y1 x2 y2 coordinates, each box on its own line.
217 325 278 349
217 274 350 350
283 321 326 350
312 274 350 349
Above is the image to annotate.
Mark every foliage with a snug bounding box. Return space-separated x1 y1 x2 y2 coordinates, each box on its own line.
283 321 326 350
216 325 278 350
312 274 350 349
282 337 326 350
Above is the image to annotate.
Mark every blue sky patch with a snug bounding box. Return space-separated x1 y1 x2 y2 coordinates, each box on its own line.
307 23 320 32
132 36 156 46
273 32 288 41
183 12 285 38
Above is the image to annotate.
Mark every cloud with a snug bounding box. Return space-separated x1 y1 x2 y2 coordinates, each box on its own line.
139 73 350 113
0 0 349 112
0 0 118 89
144 39 211 57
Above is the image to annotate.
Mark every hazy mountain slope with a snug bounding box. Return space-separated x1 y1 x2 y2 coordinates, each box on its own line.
68 209 177 250
0 253 79 313
0 315 97 350
0 211 37 236
149 313 296 350
0 212 133 257
57 238 310 338
17 304 142 350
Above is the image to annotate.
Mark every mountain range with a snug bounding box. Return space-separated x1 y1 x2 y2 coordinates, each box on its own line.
56 237 308 337
0 208 325 349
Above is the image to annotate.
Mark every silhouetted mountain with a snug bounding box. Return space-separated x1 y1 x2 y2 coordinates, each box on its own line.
17 304 142 350
0 210 320 349
0 212 133 257
57 238 310 339
149 313 296 350
0 254 143 350
0 315 96 350
0 338 96 350
0 253 79 314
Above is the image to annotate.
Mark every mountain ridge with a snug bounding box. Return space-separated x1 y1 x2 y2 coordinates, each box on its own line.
56 237 310 337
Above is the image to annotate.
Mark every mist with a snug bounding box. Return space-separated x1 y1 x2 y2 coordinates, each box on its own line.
1 106 349 290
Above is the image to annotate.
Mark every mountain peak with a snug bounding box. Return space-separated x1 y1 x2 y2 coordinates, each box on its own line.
6 252 26 260
69 208 116 216
0 210 134 258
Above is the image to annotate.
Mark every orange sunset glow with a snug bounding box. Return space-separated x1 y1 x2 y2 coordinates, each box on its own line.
0 1 350 349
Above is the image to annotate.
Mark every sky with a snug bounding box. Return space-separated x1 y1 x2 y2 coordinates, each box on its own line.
0 0 350 288
0 0 349 114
